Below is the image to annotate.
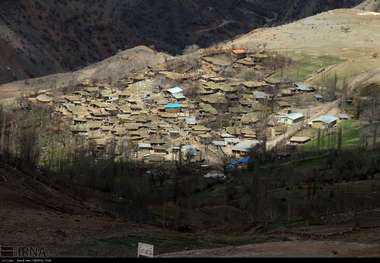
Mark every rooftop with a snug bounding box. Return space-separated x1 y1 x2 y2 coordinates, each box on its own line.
164 103 182 109
232 140 260 153
313 115 338 124
295 82 314 91
168 87 183 94
228 156 253 168
185 117 197 125
286 112 305 121
138 143 152 149
254 91 271 99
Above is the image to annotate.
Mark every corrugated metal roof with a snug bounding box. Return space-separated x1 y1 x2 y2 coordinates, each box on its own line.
168 87 183 94
232 140 260 152
212 141 227 147
173 93 186 100
295 82 314 91
138 143 152 149
224 138 241 145
313 115 338 124
254 91 271 99
185 117 197 125
287 112 304 120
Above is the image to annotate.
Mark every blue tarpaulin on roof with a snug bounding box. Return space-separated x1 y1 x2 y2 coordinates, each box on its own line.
164 103 182 109
228 156 253 168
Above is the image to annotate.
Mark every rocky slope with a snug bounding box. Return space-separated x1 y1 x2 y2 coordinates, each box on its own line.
0 0 364 84
356 0 380 10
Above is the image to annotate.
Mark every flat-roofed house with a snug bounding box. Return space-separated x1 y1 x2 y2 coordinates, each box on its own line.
192 125 211 135
36 94 53 104
232 140 260 157
70 124 88 135
125 123 141 131
253 91 272 101
167 87 186 101
138 143 153 155
185 116 197 126
201 92 228 105
224 137 241 145
164 103 182 113
294 82 315 93
241 112 259 125
310 115 338 129
153 144 170 154
339 113 350 120
199 103 218 115
145 154 166 163
231 48 248 59
277 101 291 109
65 95 82 105
169 130 181 139
290 136 311 144
212 141 227 147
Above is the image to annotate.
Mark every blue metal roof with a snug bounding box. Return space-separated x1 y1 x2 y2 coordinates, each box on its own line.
313 115 338 124
164 103 182 109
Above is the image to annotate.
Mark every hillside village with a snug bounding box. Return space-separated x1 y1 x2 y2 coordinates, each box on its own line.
2 1 380 258
26 48 345 166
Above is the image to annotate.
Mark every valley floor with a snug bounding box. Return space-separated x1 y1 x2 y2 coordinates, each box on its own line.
1 169 380 257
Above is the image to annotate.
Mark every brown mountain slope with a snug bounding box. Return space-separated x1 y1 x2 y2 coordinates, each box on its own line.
0 46 169 103
0 0 364 84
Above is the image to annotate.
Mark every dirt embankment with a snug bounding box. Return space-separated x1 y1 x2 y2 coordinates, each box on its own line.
161 241 380 257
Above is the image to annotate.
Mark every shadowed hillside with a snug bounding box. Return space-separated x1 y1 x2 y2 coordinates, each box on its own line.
0 0 363 84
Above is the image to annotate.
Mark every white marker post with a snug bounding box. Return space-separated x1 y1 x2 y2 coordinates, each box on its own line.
137 242 154 258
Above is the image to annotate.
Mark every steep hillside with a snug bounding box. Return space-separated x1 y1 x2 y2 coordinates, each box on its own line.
0 0 363 84
0 46 169 103
357 0 380 11
231 8 380 92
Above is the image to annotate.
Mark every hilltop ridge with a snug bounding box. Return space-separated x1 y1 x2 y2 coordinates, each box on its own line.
0 0 363 84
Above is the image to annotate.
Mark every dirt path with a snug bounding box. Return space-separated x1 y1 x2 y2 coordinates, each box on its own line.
267 100 340 150
161 241 380 257
195 20 237 35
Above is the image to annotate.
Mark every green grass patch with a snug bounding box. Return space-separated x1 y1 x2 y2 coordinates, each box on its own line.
339 120 361 147
272 54 345 82
302 120 361 152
